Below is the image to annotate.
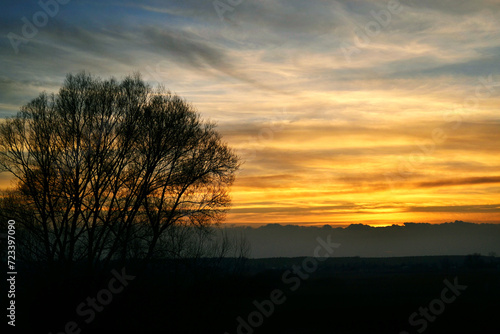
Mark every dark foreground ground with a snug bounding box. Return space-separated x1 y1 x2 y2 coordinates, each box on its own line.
5 255 500 333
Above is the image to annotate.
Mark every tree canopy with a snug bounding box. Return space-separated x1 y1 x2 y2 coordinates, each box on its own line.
0 72 240 270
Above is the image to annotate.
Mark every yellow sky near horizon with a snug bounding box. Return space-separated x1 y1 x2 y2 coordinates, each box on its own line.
220 90 500 226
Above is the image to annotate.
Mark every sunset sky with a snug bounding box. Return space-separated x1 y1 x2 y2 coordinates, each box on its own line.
1 0 499 226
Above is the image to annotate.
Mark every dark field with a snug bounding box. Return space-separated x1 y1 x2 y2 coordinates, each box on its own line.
8 255 500 333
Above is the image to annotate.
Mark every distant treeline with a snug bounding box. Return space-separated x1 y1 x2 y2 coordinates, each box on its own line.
221 221 500 258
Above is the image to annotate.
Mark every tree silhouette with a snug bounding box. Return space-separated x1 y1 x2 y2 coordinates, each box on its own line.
0 72 240 273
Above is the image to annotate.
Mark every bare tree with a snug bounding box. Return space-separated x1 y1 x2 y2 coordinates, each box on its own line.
0 72 240 273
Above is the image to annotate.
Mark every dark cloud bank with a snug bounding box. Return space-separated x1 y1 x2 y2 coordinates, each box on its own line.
225 221 500 258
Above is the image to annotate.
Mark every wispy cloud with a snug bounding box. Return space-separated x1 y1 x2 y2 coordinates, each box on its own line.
1 0 499 225
416 176 500 189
